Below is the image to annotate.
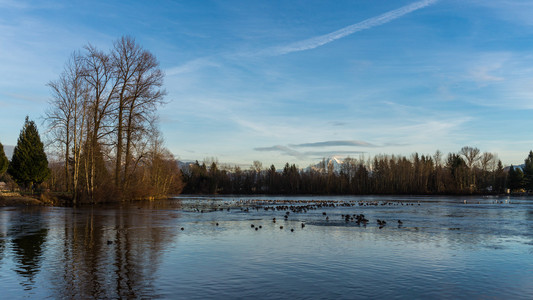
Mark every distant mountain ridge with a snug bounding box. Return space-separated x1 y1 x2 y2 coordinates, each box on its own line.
306 156 345 173
504 164 525 172
3 145 14 159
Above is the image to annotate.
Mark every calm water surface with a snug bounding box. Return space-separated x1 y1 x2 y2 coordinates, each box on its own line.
0 195 532 299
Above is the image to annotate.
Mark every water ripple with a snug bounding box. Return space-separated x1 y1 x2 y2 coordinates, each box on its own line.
0 196 532 298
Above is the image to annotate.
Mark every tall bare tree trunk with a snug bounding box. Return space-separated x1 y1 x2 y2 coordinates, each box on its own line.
64 123 70 193
115 107 124 191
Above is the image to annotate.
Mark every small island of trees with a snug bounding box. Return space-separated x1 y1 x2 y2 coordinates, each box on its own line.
1 36 183 205
1 36 533 205
43 36 183 204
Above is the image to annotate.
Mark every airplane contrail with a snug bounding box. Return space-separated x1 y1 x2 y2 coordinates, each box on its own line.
267 0 438 55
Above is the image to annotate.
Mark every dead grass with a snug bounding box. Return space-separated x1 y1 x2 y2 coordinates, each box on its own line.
0 191 47 206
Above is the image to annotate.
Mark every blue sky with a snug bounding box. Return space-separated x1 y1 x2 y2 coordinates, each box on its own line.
1 0 533 168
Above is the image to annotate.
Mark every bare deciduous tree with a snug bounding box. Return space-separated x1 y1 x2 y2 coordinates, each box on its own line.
480 152 495 172
460 146 481 169
112 36 166 195
46 52 88 203
460 146 481 189
82 44 118 201
46 36 171 203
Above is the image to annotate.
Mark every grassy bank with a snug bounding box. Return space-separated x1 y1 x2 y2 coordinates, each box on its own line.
0 191 50 206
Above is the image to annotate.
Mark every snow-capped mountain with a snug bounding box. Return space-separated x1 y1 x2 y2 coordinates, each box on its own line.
504 164 525 172
307 156 346 173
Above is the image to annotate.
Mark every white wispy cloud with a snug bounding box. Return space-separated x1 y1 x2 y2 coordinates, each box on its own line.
254 145 306 160
265 0 438 55
455 52 533 110
0 0 61 9
254 145 367 161
468 53 509 83
166 57 220 76
291 140 376 148
472 1 533 26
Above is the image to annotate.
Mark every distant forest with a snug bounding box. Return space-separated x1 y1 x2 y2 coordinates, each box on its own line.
181 148 533 195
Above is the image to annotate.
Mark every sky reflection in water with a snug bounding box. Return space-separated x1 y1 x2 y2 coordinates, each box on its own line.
0 195 532 299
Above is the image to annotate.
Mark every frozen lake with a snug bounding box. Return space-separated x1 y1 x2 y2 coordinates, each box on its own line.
0 195 532 299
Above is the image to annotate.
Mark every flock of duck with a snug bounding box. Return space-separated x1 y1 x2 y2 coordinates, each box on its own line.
178 199 415 232
243 210 404 232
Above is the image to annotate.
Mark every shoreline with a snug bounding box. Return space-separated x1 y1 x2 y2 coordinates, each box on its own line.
0 191 523 208
0 193 46 206
0 192 171 207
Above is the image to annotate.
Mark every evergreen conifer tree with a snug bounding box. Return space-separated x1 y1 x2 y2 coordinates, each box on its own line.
8 117 50 191
507 165 524 191
0 141 8 176
523 151 533 191
494 160 506 193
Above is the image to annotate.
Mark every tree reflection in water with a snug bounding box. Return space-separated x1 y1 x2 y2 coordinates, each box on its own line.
0 210 7 263
8 209 48 290
47 201 181 299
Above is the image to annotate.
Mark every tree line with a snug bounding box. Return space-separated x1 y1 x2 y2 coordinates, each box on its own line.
181 147 533 195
